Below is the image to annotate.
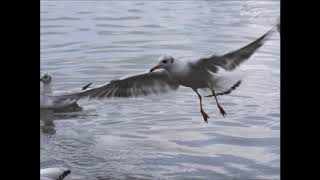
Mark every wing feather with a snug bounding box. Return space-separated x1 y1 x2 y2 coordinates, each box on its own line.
68 70 180 99
193 27 276 72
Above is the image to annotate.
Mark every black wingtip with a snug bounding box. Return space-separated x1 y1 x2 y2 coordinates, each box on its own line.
58 169 71 180
214 80 242 96
257 26 276 45
82 83 93 91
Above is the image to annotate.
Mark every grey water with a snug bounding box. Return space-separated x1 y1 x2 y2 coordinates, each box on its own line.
40 1 280 179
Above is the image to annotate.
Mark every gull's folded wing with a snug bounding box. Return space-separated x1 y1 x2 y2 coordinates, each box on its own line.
40 168 71 180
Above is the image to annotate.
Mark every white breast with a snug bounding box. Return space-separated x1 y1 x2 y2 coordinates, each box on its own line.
41 83 54 108
40 83 78 109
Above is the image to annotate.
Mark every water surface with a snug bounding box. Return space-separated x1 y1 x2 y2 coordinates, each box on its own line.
41 1 280 179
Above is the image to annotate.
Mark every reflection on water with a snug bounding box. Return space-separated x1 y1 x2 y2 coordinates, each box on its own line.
41 0 280 179
40 108 93 135
41 110 56 135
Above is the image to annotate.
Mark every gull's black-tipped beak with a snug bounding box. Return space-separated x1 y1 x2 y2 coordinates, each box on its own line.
149 65 161 73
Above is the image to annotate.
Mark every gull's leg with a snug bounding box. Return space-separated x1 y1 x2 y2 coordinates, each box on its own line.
193 89 209 123
209 87 226 117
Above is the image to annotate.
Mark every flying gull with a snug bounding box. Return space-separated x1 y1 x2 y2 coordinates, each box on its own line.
40 167 71 180
56 25 277 123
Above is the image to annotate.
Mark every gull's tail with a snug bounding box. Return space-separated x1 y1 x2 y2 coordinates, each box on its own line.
209 65 244 93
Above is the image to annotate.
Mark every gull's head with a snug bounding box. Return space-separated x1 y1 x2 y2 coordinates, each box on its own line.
150 55 175 72
40 73 52 84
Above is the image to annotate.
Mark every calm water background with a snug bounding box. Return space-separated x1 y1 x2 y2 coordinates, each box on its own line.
40 0 280 179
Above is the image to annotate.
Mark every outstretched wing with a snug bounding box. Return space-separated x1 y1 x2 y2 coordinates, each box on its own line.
64 70 179 99
80 70 179 98
193 27 276 72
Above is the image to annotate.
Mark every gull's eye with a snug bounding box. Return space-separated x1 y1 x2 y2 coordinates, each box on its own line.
162 60 167 64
